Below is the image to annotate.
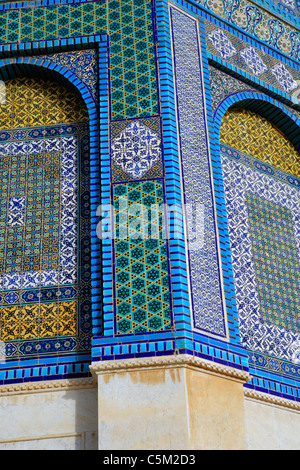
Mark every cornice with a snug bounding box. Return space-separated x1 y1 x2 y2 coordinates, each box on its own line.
0 377 96 396
244 387 300 411
89 354 252 383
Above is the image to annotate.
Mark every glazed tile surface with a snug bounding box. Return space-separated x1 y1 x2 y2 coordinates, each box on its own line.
113 180 172 334
220 110 300 360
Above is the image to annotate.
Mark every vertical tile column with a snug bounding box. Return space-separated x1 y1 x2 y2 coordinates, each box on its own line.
92 0 177 361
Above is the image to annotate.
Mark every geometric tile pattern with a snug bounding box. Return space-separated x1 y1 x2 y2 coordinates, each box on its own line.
220 108 300 178
246 191 300 332
0 1 158 122
113 180 171 334
0 2 107 43
108 0 158 120
111 119 162 180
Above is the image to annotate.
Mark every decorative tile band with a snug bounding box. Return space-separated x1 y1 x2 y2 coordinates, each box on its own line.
170 7 227 337
205 18 300 103
194 0 300 62
248 349 300 380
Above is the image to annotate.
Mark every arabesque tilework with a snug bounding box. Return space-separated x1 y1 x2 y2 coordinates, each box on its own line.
220 108 300 176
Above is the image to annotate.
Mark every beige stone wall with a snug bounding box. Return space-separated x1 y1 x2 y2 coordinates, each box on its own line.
185 367 247 450
91 355 250 450
244 393 300 450
0 378 98 450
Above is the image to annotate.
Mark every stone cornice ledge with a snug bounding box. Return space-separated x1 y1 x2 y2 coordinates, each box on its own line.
0 377 96 396
244 388 300 411
89 354 251 384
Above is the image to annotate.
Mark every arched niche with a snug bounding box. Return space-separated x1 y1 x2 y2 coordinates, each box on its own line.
216 95 300 362
0 65 93 359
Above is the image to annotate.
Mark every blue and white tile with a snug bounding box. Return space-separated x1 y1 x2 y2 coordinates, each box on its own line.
207 28 237 59
171 8 226 337
221 152 300 362
271 63 298 93
240 47 268 76
111 121 162 179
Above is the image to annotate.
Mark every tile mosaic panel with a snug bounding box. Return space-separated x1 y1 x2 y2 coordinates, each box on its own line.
110 117 163 182
219 110 300 361
0 0 159 122
171 8 226 337
0 122 92 355
113 180 171 334
205 19 300 100
245 191 300 332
